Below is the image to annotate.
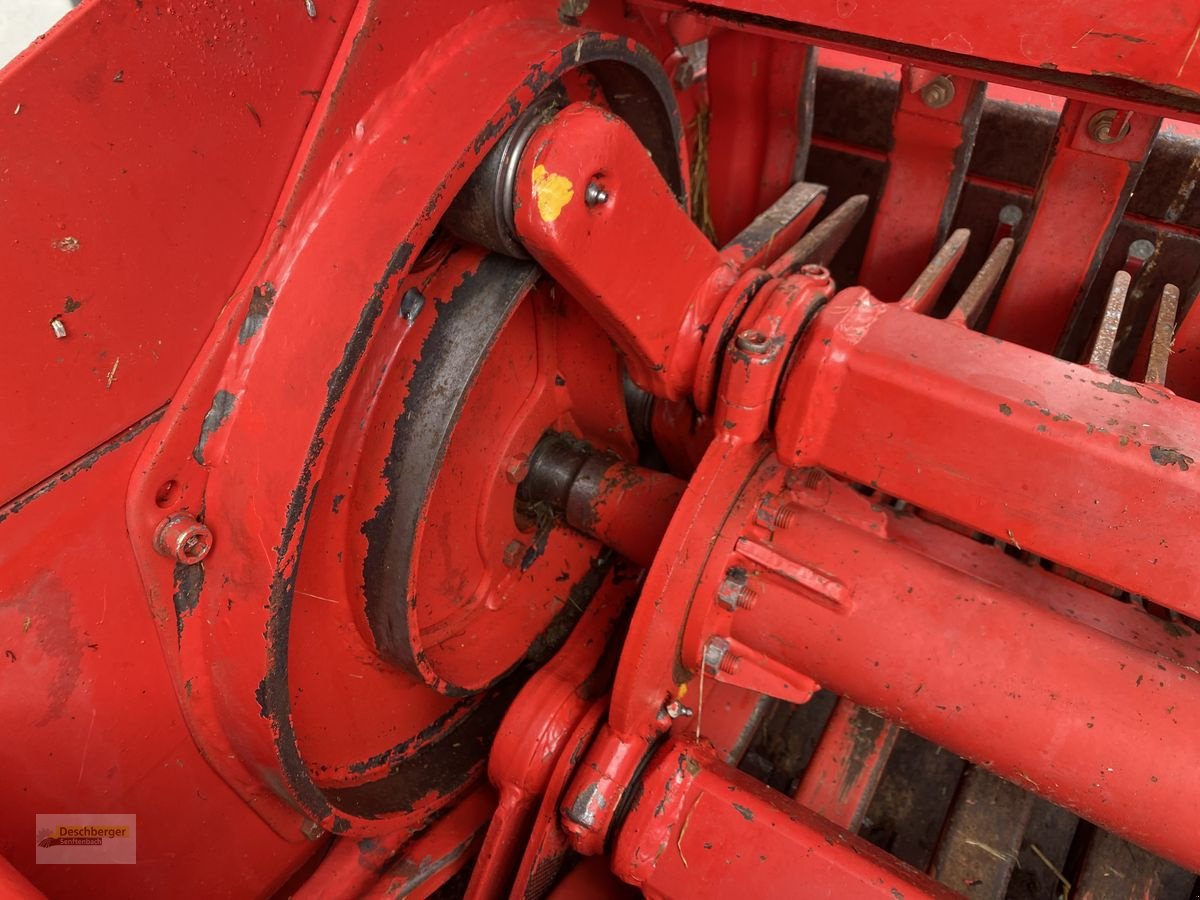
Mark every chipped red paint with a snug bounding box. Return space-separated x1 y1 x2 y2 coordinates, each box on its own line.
7 0 1200 895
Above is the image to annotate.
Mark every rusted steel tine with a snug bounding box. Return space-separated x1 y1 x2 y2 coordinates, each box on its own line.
899 228 971 314
767 194 869 277
946 238 1014 329
1145 283 1180 385
720 182 828 269
793 698 899 830
1088 269 1132 370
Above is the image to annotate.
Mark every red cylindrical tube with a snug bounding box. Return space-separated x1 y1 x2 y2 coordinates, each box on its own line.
611 739 955 899
729 495 1200 872
776 288 1200 619
565 458 685 568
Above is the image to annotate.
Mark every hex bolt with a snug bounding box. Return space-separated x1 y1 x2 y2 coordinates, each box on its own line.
155 514 213 565
735 329 771 354
703 637 740 675
585 182 609 207
716 567 756 611
300 819 324 841
504 453 530 485
1088 109 1131 144
920 75 955 109
503 540 526 568
50 317 67 339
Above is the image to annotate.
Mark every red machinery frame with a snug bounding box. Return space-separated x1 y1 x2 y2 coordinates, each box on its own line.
3 0 1200 897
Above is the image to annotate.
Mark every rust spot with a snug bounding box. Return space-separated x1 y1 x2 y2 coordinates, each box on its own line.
732 802 754 821
192 389 236 465
1091 378 1148 400
238 283 276 344
1149 446 1194 470
837 707 889 805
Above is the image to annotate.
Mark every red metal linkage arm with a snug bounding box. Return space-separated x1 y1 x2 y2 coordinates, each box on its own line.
513 102 732 400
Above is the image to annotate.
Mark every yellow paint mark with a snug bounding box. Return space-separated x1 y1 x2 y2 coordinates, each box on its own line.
677 682 688 698
532 164 574 222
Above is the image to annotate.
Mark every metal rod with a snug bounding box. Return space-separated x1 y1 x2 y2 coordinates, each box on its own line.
792 698 899 830
729 491 1200 873
1088 269 1132 370
946 237 1014 329
898 228 970 315
767 194 869 277
1145 283 1180 385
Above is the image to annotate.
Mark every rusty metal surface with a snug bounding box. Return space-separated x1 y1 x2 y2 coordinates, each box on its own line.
929 768 1036 899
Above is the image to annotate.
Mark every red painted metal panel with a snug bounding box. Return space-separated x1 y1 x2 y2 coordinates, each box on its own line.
858 67 984 300
0 420 317 898
0 0 356 503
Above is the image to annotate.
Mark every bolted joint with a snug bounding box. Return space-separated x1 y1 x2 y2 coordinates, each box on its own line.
798 263 832 286
300 819 324 841
155 514 213 565
504 452 530 485
735 329 771 354
1088 108 1131 144
703 636 740 675
584 181 609 207
716 567 756 611
920 75 955 109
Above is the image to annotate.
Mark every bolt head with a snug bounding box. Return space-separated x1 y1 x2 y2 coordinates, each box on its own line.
504 453 530 485
703 637 729 673
300 819 324 840
799 263 832 284
502 540 526 569
1088 109 1130 144
716 567 749 611
735 329 771 354
920 76 955 109
665 700 693 719
155 515 213 565
585 182 609 207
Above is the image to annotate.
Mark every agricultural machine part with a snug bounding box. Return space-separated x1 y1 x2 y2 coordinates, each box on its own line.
4 1 1200 898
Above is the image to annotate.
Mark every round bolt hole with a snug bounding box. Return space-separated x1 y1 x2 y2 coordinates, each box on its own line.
154 480 178 508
